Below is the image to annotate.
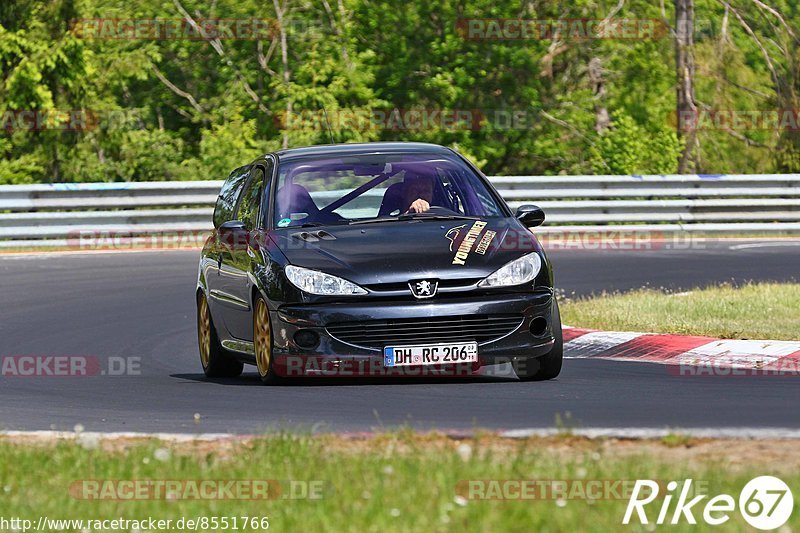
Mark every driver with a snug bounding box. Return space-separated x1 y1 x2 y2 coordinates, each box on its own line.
402 172 435 213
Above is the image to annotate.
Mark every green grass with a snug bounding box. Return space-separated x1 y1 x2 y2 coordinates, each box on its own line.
0 433 797 532
561 282 800 340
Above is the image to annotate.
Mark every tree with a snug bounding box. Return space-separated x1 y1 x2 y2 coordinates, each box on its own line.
675 0 699 172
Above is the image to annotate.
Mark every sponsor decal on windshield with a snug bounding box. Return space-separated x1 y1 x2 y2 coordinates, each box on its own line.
451 221 487 265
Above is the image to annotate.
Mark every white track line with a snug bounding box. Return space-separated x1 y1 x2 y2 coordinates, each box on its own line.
499 427 800 439
728 241 800 250
0 430 244 442
0 248 200 259
3 428 800 441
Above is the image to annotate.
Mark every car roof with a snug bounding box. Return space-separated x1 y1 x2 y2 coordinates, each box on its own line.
271 142 453 162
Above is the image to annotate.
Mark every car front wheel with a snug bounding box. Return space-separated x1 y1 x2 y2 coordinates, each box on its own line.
254 295 281 385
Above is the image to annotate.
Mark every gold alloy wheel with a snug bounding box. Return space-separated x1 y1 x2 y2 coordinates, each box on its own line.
198 294 211 368
254 298 272 377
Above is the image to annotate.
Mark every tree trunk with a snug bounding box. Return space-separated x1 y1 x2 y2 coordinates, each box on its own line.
775 59 800 171
675 0 697 173
274 0 292 149
588 57 610 134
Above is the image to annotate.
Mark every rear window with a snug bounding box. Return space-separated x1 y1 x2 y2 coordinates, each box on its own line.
213 165 251 228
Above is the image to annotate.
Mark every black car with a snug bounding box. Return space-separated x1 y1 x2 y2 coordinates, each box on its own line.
196 142 562 383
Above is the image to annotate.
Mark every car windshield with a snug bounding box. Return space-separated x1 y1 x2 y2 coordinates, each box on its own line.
273 152 504 228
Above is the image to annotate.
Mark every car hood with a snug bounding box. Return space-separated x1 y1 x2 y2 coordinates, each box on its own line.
270 218 542 286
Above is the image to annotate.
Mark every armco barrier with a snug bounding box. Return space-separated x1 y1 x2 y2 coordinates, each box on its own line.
1 174 799 247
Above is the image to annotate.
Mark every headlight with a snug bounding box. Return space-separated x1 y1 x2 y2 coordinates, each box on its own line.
284 265 367 296
478 252 542 288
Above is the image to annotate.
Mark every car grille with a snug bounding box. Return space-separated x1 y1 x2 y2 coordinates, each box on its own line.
326 314 524 349
364 278 483 292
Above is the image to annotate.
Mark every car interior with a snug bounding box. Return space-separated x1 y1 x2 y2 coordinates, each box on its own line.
274 164 472 226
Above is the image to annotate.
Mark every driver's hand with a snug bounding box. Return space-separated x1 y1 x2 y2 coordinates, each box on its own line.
407 198 431 213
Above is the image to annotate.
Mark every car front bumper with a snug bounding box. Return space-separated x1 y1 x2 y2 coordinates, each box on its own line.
269 289 556 377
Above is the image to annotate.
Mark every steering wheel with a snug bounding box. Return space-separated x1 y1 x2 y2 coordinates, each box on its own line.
408 205 463 216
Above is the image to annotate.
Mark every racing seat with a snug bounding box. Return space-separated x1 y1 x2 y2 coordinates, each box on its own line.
378 183 405 216
276 184 320 221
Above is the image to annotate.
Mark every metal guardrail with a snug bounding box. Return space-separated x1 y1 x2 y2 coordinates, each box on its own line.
1 174 799 248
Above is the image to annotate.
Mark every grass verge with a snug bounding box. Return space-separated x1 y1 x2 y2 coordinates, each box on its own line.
560 282 800 340
0 432 798 531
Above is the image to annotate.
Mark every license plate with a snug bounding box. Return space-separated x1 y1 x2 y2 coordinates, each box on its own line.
383 342 478 367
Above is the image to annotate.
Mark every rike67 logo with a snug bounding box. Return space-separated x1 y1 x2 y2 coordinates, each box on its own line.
623 476 794 530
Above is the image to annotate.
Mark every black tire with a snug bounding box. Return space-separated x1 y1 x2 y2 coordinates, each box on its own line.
514 298 563 381
253 295 281 385
197 292 244 378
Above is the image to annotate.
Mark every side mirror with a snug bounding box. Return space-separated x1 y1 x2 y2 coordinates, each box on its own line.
218 220 249 250
219 220 246 231
515 205 545 227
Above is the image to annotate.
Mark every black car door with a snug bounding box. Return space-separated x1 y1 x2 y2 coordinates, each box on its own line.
205 166 249 317
218 161 272 340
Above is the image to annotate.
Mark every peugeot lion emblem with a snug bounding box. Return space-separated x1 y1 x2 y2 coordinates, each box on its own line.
409 279 438 299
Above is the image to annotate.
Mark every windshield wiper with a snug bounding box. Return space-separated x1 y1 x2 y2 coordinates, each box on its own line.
348 213 482 226
347 217 400 226
397 213 482 221
283 221 325 228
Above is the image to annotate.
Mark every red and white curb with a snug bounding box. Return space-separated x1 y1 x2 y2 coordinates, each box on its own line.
563 327 800 372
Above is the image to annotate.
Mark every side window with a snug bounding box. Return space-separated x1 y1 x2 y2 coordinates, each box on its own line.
236 165 269 230
213 166 250 228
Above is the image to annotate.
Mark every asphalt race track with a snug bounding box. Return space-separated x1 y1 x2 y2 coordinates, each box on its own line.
1 239 798 434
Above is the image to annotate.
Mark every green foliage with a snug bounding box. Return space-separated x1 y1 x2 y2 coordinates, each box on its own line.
193 116 264 181
0 0 798 182
0 137 41 184
590 111 684 174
